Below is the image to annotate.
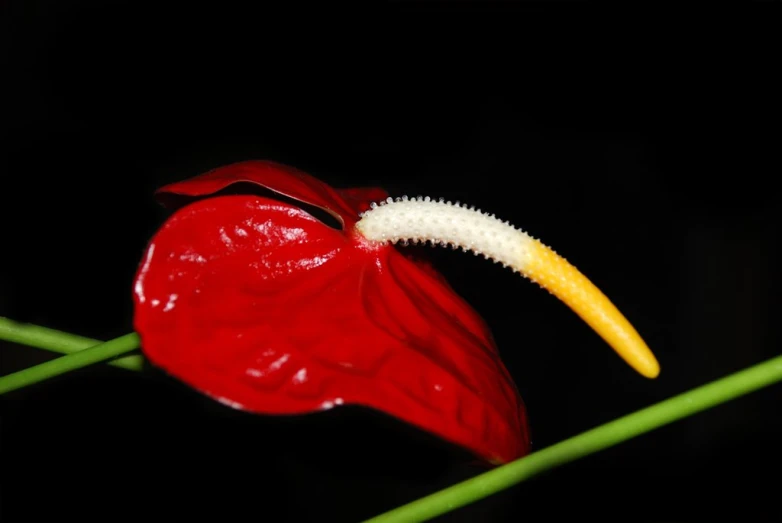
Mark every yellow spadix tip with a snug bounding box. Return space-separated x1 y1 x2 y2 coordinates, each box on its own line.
523 239 661 379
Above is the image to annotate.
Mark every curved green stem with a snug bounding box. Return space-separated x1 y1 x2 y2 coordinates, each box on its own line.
363 354 782 523
0 333 141 395
0 317 143 371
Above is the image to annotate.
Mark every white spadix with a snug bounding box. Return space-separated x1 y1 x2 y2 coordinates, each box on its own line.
355 196 660 379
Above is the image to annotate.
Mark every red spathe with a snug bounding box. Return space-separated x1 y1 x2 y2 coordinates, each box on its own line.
133 160 530 464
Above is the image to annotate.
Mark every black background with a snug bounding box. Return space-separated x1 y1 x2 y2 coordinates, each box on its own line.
1 1 780 522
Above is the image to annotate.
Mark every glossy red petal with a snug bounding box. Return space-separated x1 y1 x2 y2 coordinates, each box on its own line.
155 160 388 228
133 195 529 464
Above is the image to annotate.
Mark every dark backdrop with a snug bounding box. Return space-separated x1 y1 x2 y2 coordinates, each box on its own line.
1 2 780 522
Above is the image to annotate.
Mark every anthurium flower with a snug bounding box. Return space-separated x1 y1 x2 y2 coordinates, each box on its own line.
133 160 659 465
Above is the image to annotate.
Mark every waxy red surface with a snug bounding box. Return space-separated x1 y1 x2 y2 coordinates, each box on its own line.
133 160 530 464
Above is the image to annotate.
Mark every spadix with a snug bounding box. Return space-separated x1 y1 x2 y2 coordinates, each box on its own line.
356 196 660 379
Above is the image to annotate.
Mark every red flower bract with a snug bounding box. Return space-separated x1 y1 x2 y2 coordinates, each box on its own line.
133 160 530 464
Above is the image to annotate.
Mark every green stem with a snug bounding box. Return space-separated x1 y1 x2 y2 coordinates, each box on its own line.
363 354 782 523
0 317 143 371
2 316 780 522
0 333 141 395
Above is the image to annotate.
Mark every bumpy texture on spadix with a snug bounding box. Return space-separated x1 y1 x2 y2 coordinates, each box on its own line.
133 160 530 466
356 196 660 379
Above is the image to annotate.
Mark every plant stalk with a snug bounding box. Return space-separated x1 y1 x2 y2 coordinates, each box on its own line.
0 317 143 370
363 354 782 522
0 332 141 394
